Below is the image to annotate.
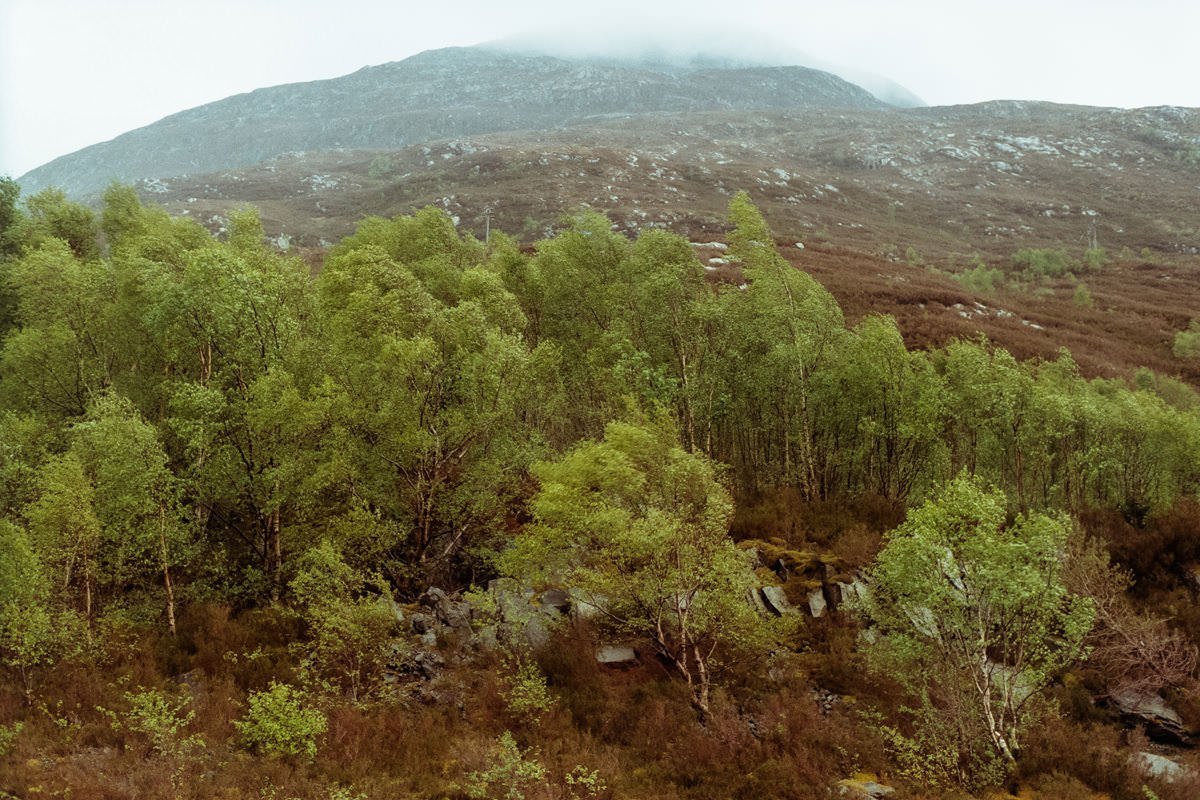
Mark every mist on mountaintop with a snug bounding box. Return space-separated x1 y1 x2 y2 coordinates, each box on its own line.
488 24 925 107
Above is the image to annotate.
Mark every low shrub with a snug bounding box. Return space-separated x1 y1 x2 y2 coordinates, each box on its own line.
234 682 327 759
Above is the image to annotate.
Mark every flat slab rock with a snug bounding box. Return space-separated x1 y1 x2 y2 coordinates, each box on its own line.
1111 689 1190 742
595 645 637 665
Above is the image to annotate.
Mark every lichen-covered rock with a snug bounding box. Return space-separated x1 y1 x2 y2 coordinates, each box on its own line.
836 777 895 799
480 578 560 649
1134 751 1187 782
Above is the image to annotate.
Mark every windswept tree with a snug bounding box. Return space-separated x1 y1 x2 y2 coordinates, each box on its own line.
501 418 780 721
719 191 844 496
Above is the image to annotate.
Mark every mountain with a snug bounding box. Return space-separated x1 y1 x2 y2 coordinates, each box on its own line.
141 102 1200 261
17 46 888 197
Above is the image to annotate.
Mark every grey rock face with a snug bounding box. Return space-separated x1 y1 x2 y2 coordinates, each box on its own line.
761 585 797 616
808 588 828 618
479 578 566 649
421 587 473 631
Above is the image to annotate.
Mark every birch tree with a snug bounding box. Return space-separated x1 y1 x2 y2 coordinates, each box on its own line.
857 476 1093 784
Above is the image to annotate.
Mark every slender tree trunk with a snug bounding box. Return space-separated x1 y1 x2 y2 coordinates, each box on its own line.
678 351 696 452
975 662 1017 765
691 641 712 723
704 386 715 457
270 503 282 604
159 502 177 635
84 567 93 644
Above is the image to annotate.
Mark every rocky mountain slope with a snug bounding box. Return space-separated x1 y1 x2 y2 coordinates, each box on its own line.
17 46 887 197
138 101 1200 387
142 102 1200 259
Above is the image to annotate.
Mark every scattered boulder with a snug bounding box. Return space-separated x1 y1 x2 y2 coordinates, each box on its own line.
409 612 435 635
813 688 840 716
747 585 769 616
837 579 868 606
383 640 444 682
761 585 797 616
538 588 571 615
421 587 472 631
836 777 895 799
1134 751 1187 782
794 242 805 249
412 649 444 680
808 588 828 618
1111 690 1190 743
596 645 638 666
569 588 606 620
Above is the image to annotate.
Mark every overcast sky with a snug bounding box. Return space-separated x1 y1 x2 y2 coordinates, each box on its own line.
2 0 1198 178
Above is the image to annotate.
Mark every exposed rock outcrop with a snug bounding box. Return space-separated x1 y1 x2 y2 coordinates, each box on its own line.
1111 690 1191 744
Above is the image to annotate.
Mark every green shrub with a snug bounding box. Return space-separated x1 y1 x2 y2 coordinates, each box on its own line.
1084 247 1107 270
291 541 397 700
956 264 1005 294
0 721 22 757
1012 247 1077 279
500 658 556 724
1173 320 1200 359
1072 283 1094 308
123 687 204 759
466 731 547 800
564 766 607 800
234 682 327 759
